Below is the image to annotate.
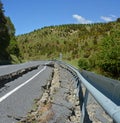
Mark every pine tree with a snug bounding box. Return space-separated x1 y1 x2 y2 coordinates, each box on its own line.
0 1 10 60
6 18 20 56
6 17 15 37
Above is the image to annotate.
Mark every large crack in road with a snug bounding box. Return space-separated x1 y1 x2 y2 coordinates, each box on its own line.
18 63 80 123
13 61 113 123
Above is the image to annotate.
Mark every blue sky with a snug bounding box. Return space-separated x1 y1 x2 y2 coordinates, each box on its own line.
2 0 120 35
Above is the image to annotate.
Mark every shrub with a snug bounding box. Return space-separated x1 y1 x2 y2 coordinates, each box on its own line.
78 58 89 70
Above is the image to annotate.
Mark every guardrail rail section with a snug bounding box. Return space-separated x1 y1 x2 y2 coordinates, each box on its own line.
56 61 120 123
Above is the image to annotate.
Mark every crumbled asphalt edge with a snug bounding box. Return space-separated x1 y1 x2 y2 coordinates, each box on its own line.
59 63 113 123
57 64 81 123
86 94 113 123
17 62 81 123
0 65 39 88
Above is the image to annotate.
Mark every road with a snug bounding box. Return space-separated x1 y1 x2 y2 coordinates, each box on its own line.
0 61 53 123
0 61 46 76
0 61 116 123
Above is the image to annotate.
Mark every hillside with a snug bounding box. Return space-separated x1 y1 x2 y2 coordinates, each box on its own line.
17 20 120 79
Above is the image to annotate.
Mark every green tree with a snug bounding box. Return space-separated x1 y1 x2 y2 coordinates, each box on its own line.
116 18 120 23
97 30 120 77
6 17 20 57
6 17 15 36
78 58 89 70
0 1 10 60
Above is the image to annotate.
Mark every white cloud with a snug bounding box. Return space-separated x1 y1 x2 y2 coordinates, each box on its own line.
110 15 117 18
100 16 112 22
72 14 92 24
101 15 117 22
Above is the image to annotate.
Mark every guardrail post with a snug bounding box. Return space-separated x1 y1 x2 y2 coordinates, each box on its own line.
79 87 91 123
78 80 84 110
59 53 62 61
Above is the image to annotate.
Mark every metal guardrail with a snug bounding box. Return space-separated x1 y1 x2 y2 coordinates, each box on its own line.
56 60 120 123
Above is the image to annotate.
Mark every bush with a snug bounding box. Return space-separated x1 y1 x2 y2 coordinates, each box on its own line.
96 30 120 77
7 38 20 56
78 58 89 70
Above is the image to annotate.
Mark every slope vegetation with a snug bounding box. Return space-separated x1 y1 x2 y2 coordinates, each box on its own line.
17 20 120 79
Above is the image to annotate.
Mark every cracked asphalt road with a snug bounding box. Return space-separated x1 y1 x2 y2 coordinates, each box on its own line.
0 61 53 123
0 61 114 123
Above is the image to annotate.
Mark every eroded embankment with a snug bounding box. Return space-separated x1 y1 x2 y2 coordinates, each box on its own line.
18 63 80 123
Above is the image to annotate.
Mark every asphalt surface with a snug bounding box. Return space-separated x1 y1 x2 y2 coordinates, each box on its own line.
0 61 47 76
0 61 53 123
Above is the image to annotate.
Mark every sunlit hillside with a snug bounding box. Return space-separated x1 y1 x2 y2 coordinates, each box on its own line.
17 20 120 79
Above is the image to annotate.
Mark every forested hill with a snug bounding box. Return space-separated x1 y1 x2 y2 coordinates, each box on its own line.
17 20 120 79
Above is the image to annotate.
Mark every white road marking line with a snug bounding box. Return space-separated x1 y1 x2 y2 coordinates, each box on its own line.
0 66 46 103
